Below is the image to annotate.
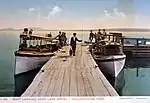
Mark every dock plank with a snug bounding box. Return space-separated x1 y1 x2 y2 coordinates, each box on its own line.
51 69 64 96
69 59 78 96
45 70 60 96
38 70 55 96
60 60 71 96
76 72 86 96
29 58 61 96
30 58 60 96
51 61 67 96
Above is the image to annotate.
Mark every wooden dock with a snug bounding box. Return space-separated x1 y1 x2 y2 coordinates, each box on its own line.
21 44 118 96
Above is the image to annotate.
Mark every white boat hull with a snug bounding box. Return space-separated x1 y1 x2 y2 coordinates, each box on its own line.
15 56 51 75
94 55 126 77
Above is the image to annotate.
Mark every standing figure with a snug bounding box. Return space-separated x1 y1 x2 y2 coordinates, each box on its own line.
102 29 107 40
63 32 67 46
95 29 102 42
55 31 63 48
97 29 102 35
89 30 94 42
29 29 33 36
70 33 82 56
48 32 52 37
61 32 66 46
23 28 28 35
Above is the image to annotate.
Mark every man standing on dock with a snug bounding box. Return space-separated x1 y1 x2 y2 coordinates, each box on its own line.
55 31 63 48
89 30 94 42
70 33 82 56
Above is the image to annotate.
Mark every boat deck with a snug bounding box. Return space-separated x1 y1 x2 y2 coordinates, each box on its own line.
21 44 118 96
15 51 55 57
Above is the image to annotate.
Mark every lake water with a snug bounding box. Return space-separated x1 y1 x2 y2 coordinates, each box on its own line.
0 31 150 96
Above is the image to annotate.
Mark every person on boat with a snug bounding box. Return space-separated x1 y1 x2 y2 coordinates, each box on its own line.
55 31 63 48
95 29 102 42
102 29 107 40
48 32 52 37
62 32 67 46
70 33 82 56
89 30 94 42
61 32 65 46
97 29 102 35
29 29 33 36
23 28 28 35
19 40 27 50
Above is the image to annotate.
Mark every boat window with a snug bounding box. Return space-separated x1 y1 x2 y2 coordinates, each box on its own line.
105 45 122 55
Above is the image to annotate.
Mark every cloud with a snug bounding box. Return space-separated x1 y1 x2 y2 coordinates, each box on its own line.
51 6 62 15
28 7 42 20
113 8 126 18
104 8 126 20
104 9 112 18
28 8 36 12
47 6 62 19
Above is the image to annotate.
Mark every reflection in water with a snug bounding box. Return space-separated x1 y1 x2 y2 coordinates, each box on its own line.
14 68 40 96
122 57 150 96
114 69 125 96
103 69 125 96
123 67 150 96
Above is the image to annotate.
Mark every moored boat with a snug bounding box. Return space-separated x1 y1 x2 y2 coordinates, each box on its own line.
14 33 59 75
91 32 126 77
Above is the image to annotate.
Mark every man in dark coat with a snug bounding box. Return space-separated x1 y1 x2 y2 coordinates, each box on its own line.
70 33 82 56
95 29 103 43
55 31 63 48
89 30 94 42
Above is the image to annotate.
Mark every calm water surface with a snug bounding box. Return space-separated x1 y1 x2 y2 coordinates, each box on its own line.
0 31 150 96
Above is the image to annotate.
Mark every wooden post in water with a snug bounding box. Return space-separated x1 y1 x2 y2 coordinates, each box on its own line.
136 67 139 77
136 39 139 52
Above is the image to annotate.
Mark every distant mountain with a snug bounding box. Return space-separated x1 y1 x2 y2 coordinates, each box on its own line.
28 27 44 31
44 28 150 32
1 27 150 32
0 28 20 31
0 27 44 31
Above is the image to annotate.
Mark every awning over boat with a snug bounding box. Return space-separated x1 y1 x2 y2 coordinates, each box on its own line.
20 34 55 42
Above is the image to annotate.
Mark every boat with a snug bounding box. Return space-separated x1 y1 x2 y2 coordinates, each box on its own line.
91 32 126 77
14 34 59 75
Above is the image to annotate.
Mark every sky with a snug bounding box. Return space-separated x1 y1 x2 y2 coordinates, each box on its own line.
0 0 150 29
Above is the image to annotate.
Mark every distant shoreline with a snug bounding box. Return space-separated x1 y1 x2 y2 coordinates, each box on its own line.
1 28 150 32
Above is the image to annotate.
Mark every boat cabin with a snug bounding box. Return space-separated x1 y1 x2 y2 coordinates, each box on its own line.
18 34 59 53
93 32 123 56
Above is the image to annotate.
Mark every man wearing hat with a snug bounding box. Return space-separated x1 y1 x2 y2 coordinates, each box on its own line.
70 33 82 56
55 31 63 48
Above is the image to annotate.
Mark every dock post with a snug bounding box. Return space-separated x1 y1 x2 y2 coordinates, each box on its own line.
136 67 139 77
